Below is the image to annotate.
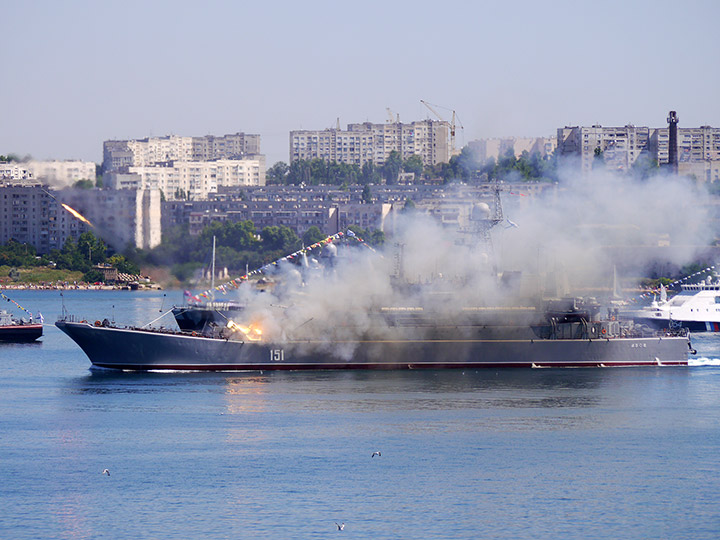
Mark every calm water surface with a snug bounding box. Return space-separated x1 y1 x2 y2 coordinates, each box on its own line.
1 290 720 539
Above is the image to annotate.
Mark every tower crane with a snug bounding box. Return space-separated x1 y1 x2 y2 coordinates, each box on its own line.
386 107 399 123
420 100 464 154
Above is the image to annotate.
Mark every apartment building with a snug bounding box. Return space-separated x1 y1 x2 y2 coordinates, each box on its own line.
56 189 162 250
105 158 265 200
0 161 96 188
649 125 720 182
556 125 652 173
290 119 450 167
161 182 553 239
103 132 262 173
0 183 89 254
467 137 557 162
0 181 161 253
0 163 33 181
557 123 720 181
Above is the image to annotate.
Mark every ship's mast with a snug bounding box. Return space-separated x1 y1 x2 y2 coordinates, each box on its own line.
211 236 216 301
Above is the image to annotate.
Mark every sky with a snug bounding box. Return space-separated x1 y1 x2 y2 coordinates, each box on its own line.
3 0 719 167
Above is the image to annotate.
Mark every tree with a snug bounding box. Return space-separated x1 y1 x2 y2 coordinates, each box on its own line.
361 184 373 204
593 147 605 170
402 155 424 177
494 146 517 179
287 159 312 185
347 224 385 247
83 268 104 283
0 239 42 267
630 154 659 180
260 225 301 253
361 161 381 184
50 231 106 272
107 254 140 275
77 231 107 266
302 226 325 246
402 198 416 213
382 150 402 185
267 162 289 185
73 179 95 189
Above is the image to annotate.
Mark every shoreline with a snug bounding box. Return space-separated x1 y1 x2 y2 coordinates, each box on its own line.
1 283 163 291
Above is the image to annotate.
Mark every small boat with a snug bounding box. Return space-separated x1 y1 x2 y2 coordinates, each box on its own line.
0 310 43 342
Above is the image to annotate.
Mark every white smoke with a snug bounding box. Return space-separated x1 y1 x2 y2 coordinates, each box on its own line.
230 167 712 354
497 166 712 288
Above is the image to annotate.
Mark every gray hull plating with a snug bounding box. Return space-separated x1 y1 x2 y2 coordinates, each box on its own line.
56 321 690 371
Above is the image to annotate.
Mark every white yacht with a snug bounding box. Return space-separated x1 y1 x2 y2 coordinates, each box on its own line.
623 278 720 332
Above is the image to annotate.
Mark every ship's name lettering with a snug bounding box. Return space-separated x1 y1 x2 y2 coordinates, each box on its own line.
270 349 285 362
630 343 647 348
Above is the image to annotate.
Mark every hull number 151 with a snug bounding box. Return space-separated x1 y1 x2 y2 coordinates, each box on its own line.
270 349 285 362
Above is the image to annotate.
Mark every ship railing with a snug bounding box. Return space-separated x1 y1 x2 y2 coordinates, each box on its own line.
654 327 689 338
621 326 689 339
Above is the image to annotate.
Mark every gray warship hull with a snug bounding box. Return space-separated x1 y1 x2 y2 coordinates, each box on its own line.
55 320 690 371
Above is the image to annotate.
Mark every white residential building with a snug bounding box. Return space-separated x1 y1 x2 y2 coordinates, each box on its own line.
0 160 96 187
103 132 262 172
106 159 265 200
556 125 652 173
650 125 720 182
290 119 450 167
467 137 557 162
557 123 720 180
0 163 33 180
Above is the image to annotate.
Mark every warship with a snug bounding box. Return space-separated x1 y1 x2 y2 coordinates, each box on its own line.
56 298 693 371
55 188 695 370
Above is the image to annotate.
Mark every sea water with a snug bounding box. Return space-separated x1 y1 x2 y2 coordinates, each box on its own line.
1 290 719 539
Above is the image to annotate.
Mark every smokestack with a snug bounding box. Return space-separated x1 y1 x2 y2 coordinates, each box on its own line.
667 110 679 173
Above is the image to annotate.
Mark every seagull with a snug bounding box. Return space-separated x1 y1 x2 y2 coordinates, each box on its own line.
335 522 345 531
372 451 381 458
102 469 110 476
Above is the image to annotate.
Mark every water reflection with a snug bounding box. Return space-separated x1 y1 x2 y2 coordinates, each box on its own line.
62 363 698 433
0 341 43 350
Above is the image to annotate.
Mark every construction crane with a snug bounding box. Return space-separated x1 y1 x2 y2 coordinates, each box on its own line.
386 107 399 123
420 100 464 154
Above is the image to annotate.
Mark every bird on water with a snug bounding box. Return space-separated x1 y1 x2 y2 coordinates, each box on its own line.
335 522 345 531
372 451 381 458
102 469 110 476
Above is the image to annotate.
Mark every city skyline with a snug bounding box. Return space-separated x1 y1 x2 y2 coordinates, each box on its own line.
3 0 719 167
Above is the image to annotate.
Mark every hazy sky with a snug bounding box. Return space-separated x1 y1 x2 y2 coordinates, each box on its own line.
3 0 718 167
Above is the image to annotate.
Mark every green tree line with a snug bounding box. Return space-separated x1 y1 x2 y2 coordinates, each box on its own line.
2 219 385 284
0 234 139 282
266 147 559 186
266 151 424 186
139 220 384 282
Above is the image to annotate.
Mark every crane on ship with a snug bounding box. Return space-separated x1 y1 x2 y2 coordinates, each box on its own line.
420 100 464 154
